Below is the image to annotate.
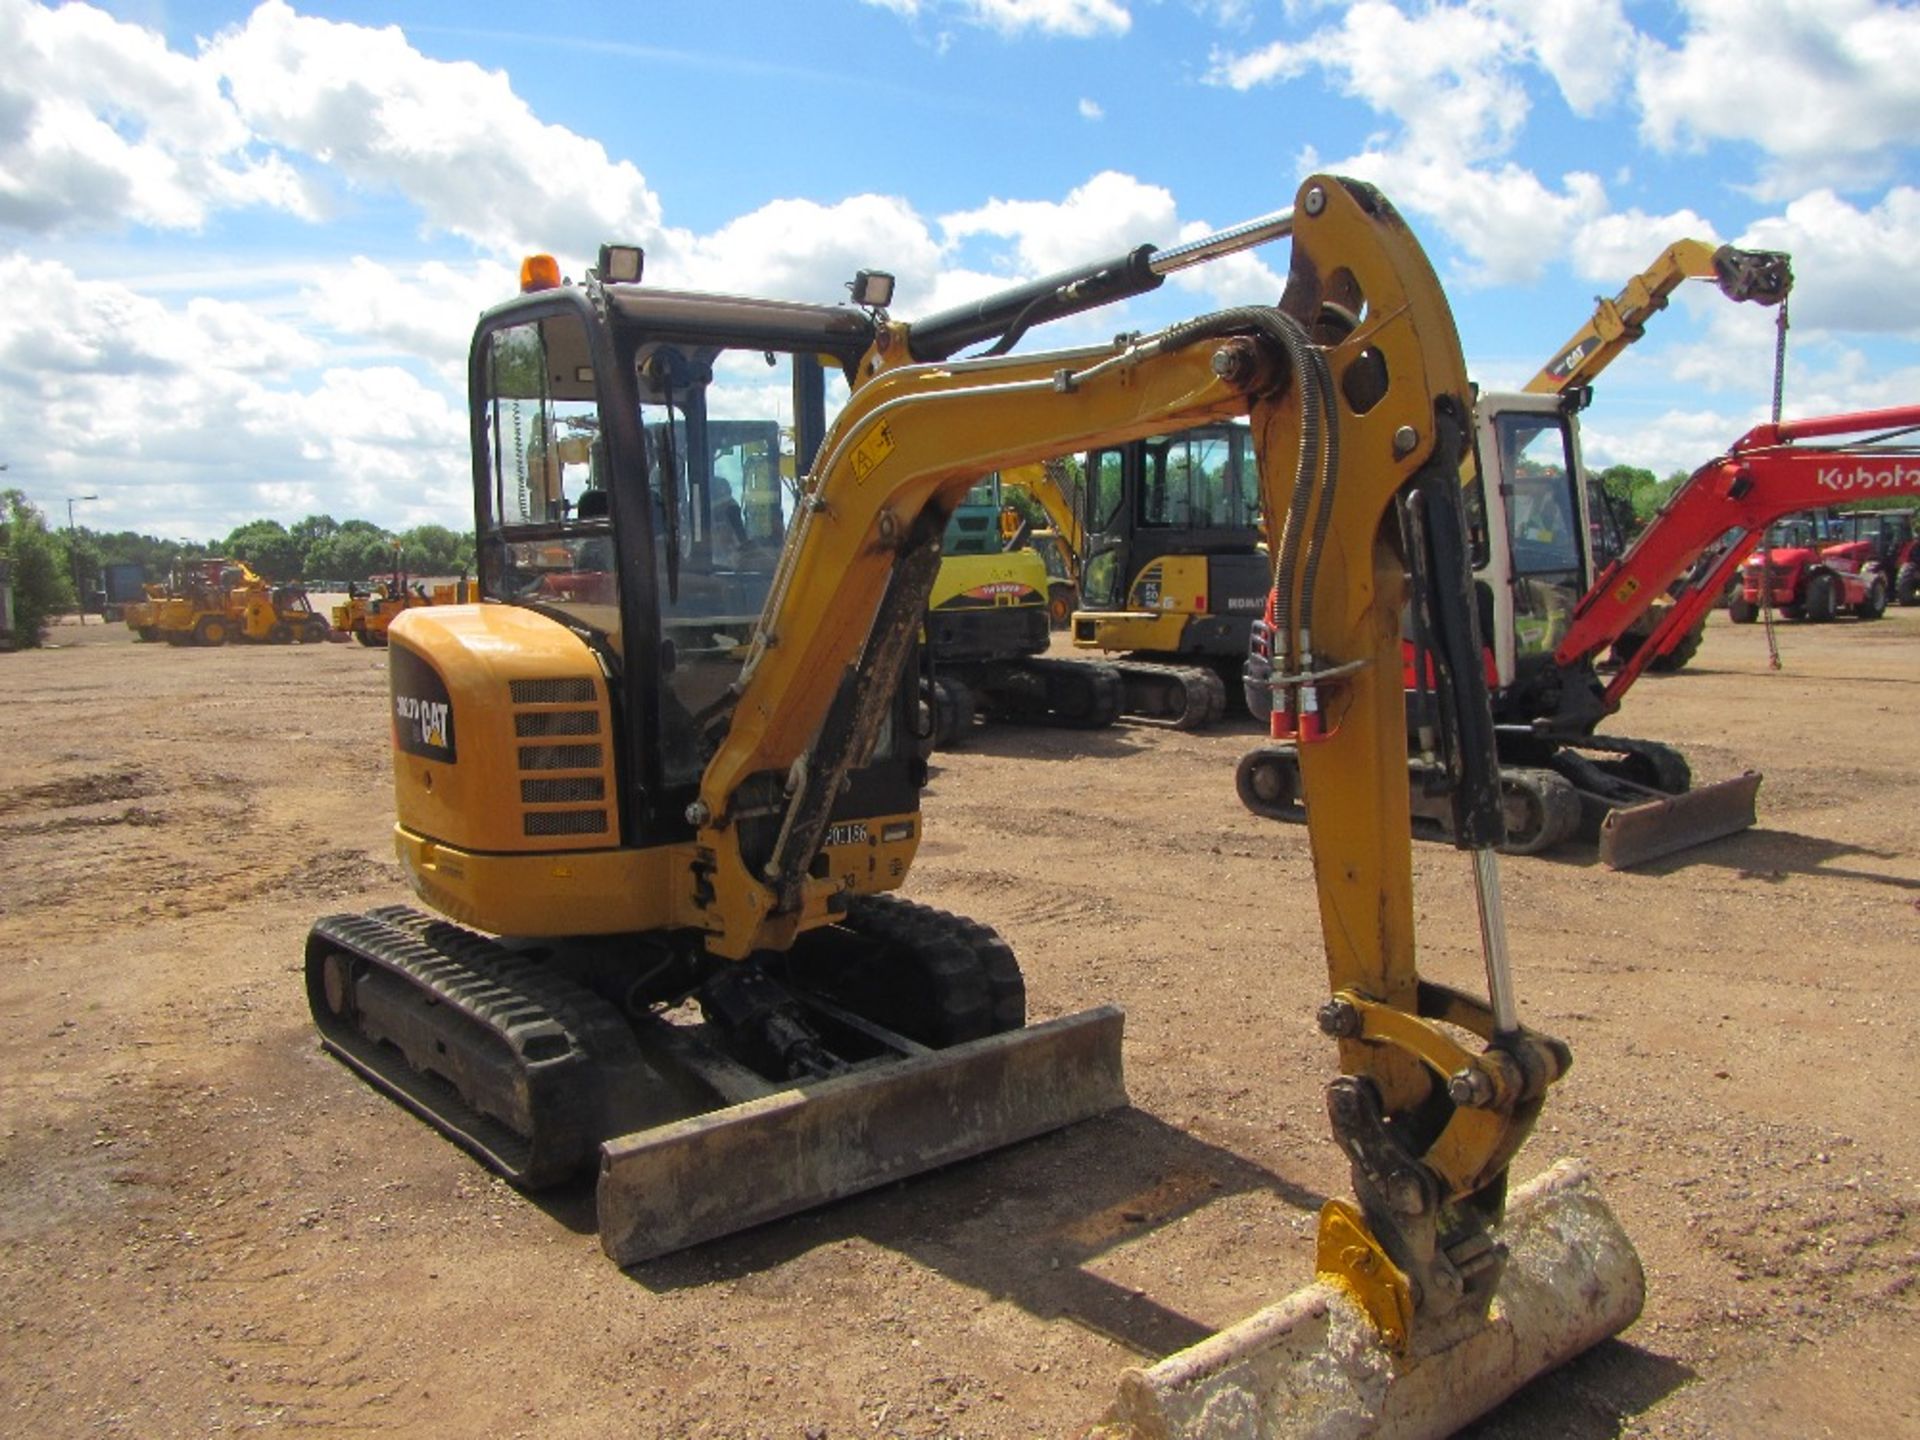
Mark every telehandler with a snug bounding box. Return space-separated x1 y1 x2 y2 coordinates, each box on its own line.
306 177 1643 1437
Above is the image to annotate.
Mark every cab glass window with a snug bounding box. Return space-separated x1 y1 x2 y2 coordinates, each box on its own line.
477 312 619 635
1135 425 1255 531
637 343 874 786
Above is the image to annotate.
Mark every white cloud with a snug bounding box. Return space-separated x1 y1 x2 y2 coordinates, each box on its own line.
1335 148 1608 286
1078 97 1104 120
303 256 517 381
0 0 316 234
1737 188 1920 337
665 194 946 306
942 170 1179 278
0 251 466 536
204 1 674 263
1204 38 1307 90
1634 0 1920 197
1567 208 1723 285
1491 0 1635 116
1207 3 1528 162
862 0 1131 36
1205 3 1605 284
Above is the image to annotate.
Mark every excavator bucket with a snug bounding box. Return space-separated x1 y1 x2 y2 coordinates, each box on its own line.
1089 1160 1643 1440
1598 770 1762 870
598 1005 1127 1265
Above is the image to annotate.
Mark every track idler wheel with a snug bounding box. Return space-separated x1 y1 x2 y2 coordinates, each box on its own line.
1495 767 1582 856
1236 745 1305 822
927 676 976 750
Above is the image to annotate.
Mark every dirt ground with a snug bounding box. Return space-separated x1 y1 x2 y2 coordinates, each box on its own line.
3 606 1916 1439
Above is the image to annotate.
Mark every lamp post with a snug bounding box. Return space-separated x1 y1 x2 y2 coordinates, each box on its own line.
67 494 97 624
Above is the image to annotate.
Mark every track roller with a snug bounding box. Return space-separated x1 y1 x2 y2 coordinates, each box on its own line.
1113 661 1227 729
972 657 1124 729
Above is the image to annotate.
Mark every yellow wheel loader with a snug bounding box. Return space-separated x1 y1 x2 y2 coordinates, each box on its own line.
149 559 331 646
123 582 168 641
307 180 1642 1437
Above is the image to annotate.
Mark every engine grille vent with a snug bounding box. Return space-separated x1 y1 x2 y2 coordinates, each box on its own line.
524 810 609 837
510 677 595 705
515 710 598 738
521 776 605 804
509 677 611 842
519 743 603 771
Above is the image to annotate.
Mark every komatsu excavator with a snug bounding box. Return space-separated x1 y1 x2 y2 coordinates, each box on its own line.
305 177 1643 1437
996 442 1244 729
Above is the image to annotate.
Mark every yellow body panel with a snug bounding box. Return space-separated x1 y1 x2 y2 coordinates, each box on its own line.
387 604 617 857
1070 609 1189 651
927 549 1049 612
1072 552 1218 651
393 816 921 938
385 603 919 937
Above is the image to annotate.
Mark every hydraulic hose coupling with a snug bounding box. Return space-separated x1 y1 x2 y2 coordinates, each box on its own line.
1297 683 1324 742
1270 644 1296 738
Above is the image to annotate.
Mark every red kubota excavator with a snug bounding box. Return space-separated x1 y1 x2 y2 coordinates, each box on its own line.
1241 403 1920 867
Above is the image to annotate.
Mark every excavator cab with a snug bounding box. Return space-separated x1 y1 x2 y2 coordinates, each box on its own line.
1473 399 1596 686
1075 420 1265 629
462 280 923 872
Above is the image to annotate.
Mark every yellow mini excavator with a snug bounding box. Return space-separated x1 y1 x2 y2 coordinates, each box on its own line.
306 177 1642 1436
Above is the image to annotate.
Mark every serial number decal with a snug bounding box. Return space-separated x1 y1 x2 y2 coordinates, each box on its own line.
395 694 452 750
1815 464 1920 493
389 644 457 762
823 822 871 847
850 422 896 483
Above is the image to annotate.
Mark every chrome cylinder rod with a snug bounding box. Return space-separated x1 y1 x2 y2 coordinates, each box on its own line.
1149 209 1296 277
1471 847 1520 1034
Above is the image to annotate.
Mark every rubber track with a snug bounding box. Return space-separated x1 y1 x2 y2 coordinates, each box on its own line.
842 894 1026 1038
1112 661 1227 729
305 906 638 1189
1543 733 1691 795
1019 656 1124 729
1238 747 1586 856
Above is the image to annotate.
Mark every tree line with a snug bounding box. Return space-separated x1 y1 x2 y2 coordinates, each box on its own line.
1 492 474 647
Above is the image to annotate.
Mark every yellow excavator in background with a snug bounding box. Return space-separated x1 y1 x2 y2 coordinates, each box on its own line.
1524 238 1791 395
919 470 1122 747
305 177 1644 1436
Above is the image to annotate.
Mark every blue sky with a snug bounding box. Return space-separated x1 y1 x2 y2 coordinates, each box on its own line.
3 0 1916 543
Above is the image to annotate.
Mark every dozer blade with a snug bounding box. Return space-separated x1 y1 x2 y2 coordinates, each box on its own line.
1090 1160 1643 1440
1598 769 1762 870
598 1004 1127 1265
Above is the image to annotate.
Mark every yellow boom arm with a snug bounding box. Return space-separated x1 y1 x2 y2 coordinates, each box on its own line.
683 174 1563 1332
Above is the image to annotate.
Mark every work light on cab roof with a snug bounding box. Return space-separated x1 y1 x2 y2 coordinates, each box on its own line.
597 243 643 285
